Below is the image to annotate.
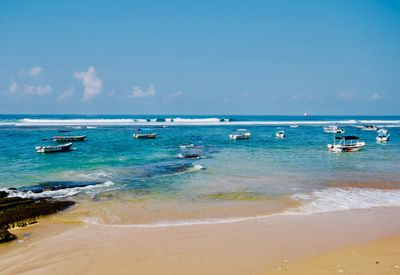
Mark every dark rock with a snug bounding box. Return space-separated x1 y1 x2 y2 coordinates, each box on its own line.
0 191 8 199
0 196 75 243
17 181 102 194
0 227 16 243
183 154 200 159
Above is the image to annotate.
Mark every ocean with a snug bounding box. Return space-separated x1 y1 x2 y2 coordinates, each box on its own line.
1 115 400 226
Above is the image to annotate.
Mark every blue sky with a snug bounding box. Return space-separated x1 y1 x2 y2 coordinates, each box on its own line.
1 0 399 115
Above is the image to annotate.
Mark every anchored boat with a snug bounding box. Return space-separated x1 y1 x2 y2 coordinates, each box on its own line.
358 125 377 131
376 129 390 143
323 125 345 134
327 136 365 152
52 135 86 142
229 129 251 140
35 143 73 153
133 128 157 139
275 129 285 138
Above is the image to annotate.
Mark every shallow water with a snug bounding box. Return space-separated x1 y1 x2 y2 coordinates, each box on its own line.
1 115 400 224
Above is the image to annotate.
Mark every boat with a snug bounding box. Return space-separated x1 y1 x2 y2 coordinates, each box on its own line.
323 125 345 134
52 135 86 142
275 129 285 138
289 125 298 128
327 136 365 152
358 125 377 131
133 128 157 139
376 129 390 143
229 129 250 140
35 143 73 153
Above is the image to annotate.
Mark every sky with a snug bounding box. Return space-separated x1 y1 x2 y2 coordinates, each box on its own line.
0 0 399 115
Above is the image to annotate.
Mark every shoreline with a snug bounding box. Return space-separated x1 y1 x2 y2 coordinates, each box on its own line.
1 206 400 274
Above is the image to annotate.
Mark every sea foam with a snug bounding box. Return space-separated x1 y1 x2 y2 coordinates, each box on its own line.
3 181 115 199
290 187 400 214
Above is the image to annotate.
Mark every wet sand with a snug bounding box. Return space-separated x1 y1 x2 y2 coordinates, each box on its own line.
1 206 400 274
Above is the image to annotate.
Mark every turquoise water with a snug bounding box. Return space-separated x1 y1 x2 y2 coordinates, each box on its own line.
1 115 400 219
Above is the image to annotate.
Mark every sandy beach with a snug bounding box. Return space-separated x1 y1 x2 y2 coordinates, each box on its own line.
1 206 400 274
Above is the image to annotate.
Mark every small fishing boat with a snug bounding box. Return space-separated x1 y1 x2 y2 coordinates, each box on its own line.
289 125 298 128
133 128 157 139
275 129 285 138
358 125 377 131
35 143 73 153
52 135 86 142
229 129 250 140
327 136 365 152
376 129 390 143
323 125 345 134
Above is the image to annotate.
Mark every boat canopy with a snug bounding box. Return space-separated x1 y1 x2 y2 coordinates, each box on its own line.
137 128 152 131
335 136 359 140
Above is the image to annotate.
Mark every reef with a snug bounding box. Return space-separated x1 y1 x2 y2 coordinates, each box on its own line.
0 191 75 243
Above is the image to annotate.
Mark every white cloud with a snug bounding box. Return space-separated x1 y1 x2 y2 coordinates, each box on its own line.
7 81 18 94
369 92 384 101
58 86 75 101
28 66 43 77
20 66 43 77
338 91 356 100
74 66 103 101
24 85 52 96
131 84 156 98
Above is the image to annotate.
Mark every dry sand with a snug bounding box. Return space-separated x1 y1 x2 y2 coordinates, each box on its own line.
1 206 400 275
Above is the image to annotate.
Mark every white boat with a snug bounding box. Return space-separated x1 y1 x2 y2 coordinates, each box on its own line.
327 136 365 152
323 125 345 134
36 143 73 153
275 130 285 138
376 129 390 143
358 125 377 131
289 125 298 128
229 129 250 140
133 128 157 139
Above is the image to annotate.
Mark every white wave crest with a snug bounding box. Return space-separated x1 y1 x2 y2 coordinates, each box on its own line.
11 118 399 127
3 181 115 199
289 188 400 214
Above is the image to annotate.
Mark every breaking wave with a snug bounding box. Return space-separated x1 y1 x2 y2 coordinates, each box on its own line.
5 118 399 127
2 181 115 199
289 187 400 214
81 187 400 228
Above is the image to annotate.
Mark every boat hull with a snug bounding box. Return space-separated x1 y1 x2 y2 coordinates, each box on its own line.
133 134 157 139
229 134 250 140
376 136 389 143
36 143 73 153
52 135 86 142
327 142 365 152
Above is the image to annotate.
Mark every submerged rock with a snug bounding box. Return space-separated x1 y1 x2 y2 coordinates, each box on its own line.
0 227 16 243
0 192 75 243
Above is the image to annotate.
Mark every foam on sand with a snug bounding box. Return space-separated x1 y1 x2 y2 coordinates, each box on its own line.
290 187 400 214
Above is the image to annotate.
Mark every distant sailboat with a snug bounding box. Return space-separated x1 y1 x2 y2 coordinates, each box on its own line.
304 112 308 117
